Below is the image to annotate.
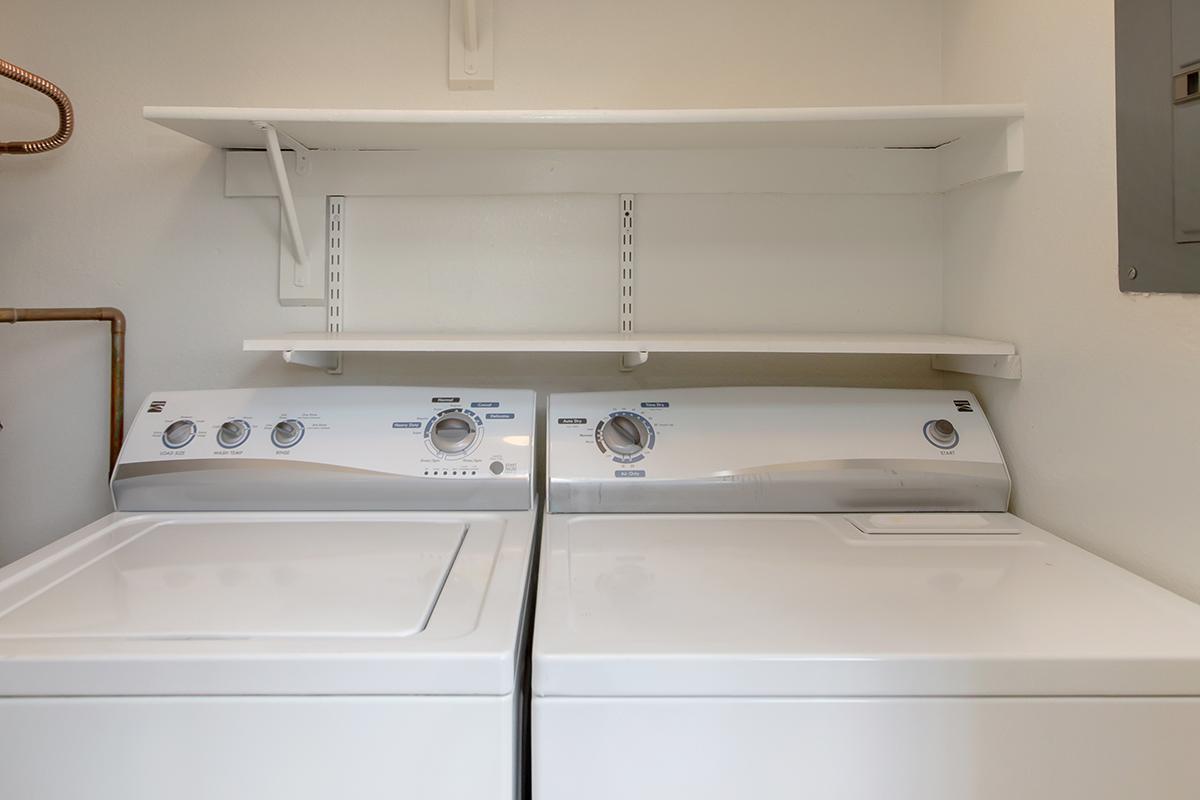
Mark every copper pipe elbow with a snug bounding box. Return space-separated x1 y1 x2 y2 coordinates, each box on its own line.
0 57 74 154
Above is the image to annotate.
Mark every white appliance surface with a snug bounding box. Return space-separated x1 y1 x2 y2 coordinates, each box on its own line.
533 387 1200 800
0 387 538 800
0 518 465 639
0 509 534 696
535 512 1200 697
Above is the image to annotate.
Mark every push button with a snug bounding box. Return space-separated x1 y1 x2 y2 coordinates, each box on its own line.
923 419 959 449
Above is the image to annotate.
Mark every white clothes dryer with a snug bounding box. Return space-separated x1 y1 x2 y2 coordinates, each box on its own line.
533 387 1200 800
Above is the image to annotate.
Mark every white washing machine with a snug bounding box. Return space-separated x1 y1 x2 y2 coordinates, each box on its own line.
534 387 1200 800
0 386 537 800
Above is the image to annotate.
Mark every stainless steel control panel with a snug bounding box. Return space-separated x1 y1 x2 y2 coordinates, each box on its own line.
547 387 1010 513
112 387 535 511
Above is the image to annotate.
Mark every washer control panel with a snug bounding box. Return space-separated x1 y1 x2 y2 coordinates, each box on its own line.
548 387 1010 514
113 387 535 512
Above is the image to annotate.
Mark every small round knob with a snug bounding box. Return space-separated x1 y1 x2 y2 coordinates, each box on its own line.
271 419 304 449
925 419 959 448
162 419 196 449
217 419 250 449
602 413 648 456
430 412 478 454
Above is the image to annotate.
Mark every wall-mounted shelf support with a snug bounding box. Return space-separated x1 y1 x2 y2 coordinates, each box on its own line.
617 194 638 370
256 122 308 266
282 349 341 372
620 351 649 371
931 353 1022 380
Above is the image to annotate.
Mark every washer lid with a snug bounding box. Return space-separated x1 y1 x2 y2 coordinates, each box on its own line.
0 519 465 639
533 513 1200 697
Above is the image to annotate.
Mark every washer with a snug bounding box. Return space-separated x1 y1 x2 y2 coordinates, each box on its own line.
534 387 1200 800
0 386 537 800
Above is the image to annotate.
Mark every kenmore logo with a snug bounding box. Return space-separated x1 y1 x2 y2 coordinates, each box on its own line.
148 400 166 413
953 400 974 413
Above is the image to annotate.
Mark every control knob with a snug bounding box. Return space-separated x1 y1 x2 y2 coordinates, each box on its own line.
217 419 251 449
271 419 305 449
602 413 649 456
162 419 196 449
430 412 478 454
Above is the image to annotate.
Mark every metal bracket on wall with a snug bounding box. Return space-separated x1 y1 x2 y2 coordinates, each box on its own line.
255 122 310 263
254 122 324 306
282 349 340 370
278 196 346 374
324 195 346 375
617 194 645 371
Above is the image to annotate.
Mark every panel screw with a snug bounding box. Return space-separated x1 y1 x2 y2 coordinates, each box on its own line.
1127 266 1138 280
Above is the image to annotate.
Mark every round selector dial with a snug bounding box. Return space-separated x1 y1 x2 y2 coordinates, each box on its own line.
271 419 305 449
217 419 251 449
162 419 197 449
601 413 650 456
924 418 959 449
430 411 478 454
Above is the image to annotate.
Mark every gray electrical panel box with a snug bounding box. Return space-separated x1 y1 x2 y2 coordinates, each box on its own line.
1117 0 1200 292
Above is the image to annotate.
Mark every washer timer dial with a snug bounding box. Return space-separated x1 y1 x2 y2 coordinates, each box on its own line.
425 409 483 457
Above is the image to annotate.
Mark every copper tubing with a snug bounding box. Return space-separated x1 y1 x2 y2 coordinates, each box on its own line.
1 308 126 475
0 58 74 154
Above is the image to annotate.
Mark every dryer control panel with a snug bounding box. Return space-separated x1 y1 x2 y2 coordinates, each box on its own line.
112 387 535 511
548 387 1010 514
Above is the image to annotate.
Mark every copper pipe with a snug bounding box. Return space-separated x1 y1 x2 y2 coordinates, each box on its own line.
1 307 126 475
0 58 74 154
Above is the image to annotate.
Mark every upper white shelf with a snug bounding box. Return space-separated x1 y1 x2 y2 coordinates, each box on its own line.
244 330 1014 354
242 332 1022 379
144 104 1025 151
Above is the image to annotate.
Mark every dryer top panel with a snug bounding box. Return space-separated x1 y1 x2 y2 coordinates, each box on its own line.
547 387 1009 513
112 387 535 512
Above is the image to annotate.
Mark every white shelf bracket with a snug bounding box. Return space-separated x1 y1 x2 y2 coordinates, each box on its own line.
620 351 650 371
931 353 1022 380
274 128 311 175
255 122 308 266
282 350 342 372
937 117 1025 191
449 0 494 90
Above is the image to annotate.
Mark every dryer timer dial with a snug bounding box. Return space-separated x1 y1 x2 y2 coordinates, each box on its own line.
601 413 650 456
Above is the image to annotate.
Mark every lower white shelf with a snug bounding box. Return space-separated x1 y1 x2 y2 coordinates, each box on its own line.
244 332 1021 378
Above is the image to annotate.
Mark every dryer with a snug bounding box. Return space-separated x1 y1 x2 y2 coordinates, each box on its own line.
534 387 1200 800
0 386 537 800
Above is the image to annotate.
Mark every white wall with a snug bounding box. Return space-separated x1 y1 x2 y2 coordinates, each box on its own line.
942 0 1200 602
0 0 945 563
